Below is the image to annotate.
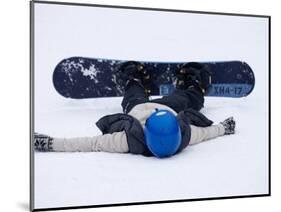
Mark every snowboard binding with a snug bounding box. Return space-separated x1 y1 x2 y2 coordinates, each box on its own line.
118 61 153 94
176 62 212 94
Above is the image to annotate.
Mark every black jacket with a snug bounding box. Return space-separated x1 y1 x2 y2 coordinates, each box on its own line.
96 108 213 156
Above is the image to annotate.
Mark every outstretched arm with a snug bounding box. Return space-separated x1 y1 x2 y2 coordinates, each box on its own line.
189 117 235 145
34 131 129 153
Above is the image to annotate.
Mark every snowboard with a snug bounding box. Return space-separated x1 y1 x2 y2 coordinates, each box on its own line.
52 57 255 99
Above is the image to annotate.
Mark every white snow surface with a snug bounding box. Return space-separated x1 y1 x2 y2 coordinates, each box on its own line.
33 3 269 209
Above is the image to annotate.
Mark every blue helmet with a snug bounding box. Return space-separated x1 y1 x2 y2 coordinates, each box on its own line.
144 109 181 158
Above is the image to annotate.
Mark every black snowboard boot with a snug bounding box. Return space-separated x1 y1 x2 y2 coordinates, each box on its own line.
118 61 152 94
176 62 211 94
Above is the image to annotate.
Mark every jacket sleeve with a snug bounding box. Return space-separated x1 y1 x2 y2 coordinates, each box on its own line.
96 113 152 156
51 131 129 153
181 108 213 127
189 124 225 145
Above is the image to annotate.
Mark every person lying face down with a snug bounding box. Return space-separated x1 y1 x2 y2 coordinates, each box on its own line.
34 61 235 158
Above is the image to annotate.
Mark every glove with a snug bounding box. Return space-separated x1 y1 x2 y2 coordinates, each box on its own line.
34 133 53 151
220 117 235 135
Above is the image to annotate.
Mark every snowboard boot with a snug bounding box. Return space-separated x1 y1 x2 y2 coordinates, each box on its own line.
176 62 212 94
118 61 152 95
34 133 54 152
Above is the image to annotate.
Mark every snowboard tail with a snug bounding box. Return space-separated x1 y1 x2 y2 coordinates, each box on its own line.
53 57 255 99
159 83 253 97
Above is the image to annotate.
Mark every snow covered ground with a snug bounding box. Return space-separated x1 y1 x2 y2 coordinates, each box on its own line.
34 96 269 208
33 3 269 209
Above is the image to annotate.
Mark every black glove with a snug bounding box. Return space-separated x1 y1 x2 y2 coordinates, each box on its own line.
34 133 53 151
220 117 235 135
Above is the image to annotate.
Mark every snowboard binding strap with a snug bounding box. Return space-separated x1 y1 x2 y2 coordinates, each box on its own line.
176 62 212 94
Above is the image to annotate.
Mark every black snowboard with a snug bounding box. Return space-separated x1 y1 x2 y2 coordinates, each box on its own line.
53 57 255 98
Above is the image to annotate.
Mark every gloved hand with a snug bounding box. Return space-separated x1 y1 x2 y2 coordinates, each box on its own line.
220 117 235 135
34 133 53 151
